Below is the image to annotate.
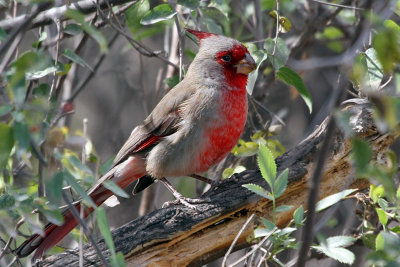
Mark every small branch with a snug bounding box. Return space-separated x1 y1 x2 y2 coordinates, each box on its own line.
222 213 255 266
0 1 52 58
310 0 364 10
296 75 347 267
61 191 111 267
68 31 119 102
0 0 136 32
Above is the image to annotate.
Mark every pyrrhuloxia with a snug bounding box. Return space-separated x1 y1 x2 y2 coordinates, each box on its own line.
16 28 256 260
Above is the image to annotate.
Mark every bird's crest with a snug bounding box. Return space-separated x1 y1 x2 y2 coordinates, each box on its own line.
185 28 217 44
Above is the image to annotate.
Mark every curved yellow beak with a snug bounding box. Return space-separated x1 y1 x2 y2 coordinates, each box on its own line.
235 53 257 74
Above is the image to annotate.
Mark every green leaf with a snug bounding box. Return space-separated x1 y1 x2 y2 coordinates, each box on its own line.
278 227 297 236
99 156 115 176
66 9 107 53
32 31 47 48
242 184 271 199
38 206 63 225
103 180 129 198
46 172 64 206
390 225 400 233
257 144 276 188
260 217 276 231
372 25 400 73
364 48 384 91
26 64 58 80
96 207 116 258
352 138 372 175
126 0 150 34
0 104 12 116
222 166 246 179
275 205 293 213
316 189 357 212
200 16 223 35
362 233 376 250
313 246 355 265
277 67 312 113
0 27 7 41
0 194 16 209
63 170 96 208
279 16 292 33
69 155 93 175
370 184 385 203
63 23 83 36
32 84 50 97
110 252 126 267
254 227 274 238
0 123 14 169
264 37 289 71
397 185 400 200
293 205 304 225
164 75 180 88
13 121 30 157
323 26 343 40
326 235 357 247
141 4 177 25
375 232 384 250
222 168 234 179
178 0 199 9
376 208 388 226
274 168 288 198
246 43 268 95
63 49 93 71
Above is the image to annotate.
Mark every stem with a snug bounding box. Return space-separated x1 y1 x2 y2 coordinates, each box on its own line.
272 196 276 225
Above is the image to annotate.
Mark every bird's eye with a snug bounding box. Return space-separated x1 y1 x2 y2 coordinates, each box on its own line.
221 55 231 62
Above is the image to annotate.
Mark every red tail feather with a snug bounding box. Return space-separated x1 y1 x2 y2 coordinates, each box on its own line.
16 156 147 260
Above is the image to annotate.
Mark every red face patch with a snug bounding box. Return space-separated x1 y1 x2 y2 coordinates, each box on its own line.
215 44 250 89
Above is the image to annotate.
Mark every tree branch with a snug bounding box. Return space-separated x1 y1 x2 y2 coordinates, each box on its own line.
0 0 137 32
37 99 398 266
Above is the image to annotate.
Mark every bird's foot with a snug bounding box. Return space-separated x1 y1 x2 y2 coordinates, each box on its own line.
162 197 205 210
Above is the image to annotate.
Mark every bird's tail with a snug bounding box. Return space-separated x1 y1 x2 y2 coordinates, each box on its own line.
16 156 146 261
16 200 94 260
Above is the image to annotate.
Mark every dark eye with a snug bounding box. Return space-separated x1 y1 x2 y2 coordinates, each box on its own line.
221 54 231 62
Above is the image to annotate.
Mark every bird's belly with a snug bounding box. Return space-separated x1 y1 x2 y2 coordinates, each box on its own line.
194 92 248 173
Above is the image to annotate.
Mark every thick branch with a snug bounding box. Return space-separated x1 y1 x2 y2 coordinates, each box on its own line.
38 99 398 266
0 0 136 32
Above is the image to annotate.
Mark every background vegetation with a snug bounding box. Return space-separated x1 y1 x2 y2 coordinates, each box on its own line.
0 0 400 266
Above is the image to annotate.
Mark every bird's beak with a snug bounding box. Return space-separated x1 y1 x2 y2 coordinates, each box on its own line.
235 53 257 75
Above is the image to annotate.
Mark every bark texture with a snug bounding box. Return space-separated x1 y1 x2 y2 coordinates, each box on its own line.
38 99 397 266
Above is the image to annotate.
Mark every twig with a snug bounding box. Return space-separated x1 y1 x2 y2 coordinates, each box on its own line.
61 191 111 267
295 75 347 267
250 97 286 126
93 3 178 69
272 0 280 56
173 15 184 80
310 0 364 10
80 118 88 267
0 0 136 32
0 1 52 58
48 19 61 102
222 213 255 266
68 31 119 102
227 228 276 267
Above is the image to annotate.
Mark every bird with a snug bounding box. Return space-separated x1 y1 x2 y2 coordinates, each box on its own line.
16 28 257 261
